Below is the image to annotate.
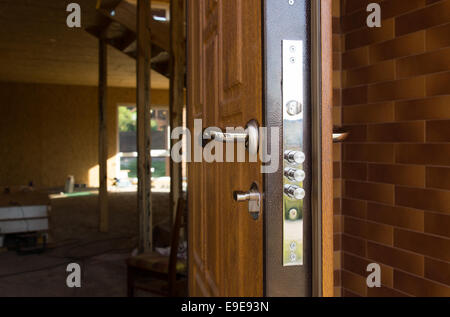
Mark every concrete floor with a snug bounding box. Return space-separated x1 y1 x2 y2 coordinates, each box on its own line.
0 192 170 297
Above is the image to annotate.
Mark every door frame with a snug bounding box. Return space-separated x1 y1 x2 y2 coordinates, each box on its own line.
316 0 334 297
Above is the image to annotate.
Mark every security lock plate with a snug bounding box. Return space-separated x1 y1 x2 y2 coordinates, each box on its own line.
282 40 305 267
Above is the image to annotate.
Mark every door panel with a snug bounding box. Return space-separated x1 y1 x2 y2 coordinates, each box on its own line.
188 0 263 297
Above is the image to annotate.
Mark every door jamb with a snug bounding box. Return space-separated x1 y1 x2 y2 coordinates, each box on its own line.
316 0 334 297
311 0 323 297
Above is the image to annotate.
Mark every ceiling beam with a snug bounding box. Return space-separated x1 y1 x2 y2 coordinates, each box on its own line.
98 0 171 52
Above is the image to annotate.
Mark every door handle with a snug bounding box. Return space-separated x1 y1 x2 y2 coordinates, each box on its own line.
333 126 349 143
233 182 261 220
203 120 259 156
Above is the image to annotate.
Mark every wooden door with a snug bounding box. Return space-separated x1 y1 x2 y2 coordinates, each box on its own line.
187 0 263 297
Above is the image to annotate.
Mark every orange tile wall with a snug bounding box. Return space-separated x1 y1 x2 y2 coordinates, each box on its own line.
334 0 450 297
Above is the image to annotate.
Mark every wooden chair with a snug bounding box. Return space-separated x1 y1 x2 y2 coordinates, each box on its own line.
127 198 187 297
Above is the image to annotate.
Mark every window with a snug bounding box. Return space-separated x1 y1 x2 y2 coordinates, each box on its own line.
117 106 170 192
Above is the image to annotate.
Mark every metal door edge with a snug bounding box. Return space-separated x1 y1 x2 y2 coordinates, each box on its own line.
262 0 313 297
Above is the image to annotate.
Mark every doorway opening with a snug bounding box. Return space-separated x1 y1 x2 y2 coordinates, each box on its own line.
116 105 173 192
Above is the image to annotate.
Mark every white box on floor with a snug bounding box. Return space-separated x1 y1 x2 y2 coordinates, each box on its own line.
0 206 49 234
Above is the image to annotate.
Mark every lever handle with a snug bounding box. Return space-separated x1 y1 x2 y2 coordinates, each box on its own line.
203 120 259 156
333 126 349 143
205 130 248 143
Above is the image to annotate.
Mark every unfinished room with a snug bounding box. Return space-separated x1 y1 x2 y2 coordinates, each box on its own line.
0 0 187 297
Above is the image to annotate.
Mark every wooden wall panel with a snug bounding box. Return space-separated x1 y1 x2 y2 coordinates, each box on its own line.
0 82 168 188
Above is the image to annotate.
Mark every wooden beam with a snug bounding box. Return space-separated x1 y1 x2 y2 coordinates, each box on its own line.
97 0 123 10
98 37 109 233
98 1 171 52
137 0 152 253
117 30 137 52
169 0 185 226
99 2 135 31
149 19 171 52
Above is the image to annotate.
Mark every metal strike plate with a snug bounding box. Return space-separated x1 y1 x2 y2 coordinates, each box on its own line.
282 40 304 266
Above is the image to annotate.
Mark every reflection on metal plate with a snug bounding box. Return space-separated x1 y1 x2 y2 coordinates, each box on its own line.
282 40 304 267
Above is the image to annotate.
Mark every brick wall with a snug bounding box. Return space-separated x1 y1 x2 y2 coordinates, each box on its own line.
335 0 450 297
